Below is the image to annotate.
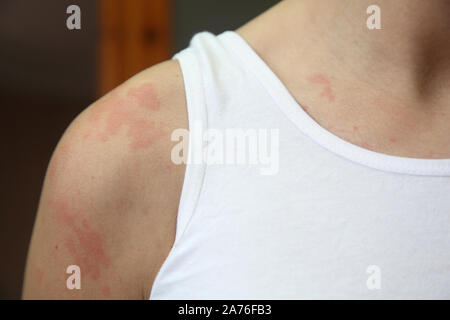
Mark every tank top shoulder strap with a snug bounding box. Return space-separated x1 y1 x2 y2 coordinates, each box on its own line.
170 31 272 246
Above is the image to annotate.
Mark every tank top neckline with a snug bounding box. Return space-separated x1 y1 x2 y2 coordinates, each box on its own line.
219 31 450 177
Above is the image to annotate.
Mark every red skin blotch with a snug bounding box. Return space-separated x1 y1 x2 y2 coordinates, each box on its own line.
141 206 150 216
126 118 166 151
50 198 110 281
101 284 112 298
126 83 161 112
35 267 44 287
361 142 373 150
308 73 336 102
85 82 165 151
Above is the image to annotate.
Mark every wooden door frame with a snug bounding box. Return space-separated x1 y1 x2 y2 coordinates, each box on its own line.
98 0 172 96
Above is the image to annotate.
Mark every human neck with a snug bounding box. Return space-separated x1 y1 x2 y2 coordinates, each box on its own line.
292 0 450 103
237 0 450 158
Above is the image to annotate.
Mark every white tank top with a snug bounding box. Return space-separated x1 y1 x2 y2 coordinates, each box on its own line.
149 31 450 299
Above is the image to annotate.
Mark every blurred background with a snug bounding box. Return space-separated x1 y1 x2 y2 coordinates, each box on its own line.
0 0 279 299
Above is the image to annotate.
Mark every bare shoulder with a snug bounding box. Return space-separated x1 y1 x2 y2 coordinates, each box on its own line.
22 59 187 299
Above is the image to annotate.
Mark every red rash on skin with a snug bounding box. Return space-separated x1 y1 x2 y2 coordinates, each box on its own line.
86 82 166 151
141 206 150 216
101 285 111 298
35 267 44 286
50 198 110 281
126 84 161 112
307 74 335 102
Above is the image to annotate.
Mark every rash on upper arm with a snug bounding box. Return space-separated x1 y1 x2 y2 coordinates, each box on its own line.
83 82 167 151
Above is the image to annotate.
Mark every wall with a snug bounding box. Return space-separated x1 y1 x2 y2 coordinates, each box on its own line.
174 0 278 52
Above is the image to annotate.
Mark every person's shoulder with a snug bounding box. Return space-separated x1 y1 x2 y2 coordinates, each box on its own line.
71 58 187 189
23 59 187 299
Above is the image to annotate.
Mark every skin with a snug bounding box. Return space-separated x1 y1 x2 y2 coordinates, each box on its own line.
238 0 450 157
23 60 187 299
23 0 450 299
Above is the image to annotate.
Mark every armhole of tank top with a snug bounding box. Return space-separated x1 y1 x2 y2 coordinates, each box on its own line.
149 48 208 300
172 47 208 247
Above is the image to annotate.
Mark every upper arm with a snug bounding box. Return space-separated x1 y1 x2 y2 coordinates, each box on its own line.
22 59 188 299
